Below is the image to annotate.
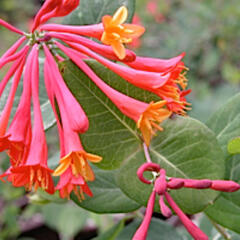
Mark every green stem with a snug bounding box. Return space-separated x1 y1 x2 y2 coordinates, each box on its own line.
208 217 231 240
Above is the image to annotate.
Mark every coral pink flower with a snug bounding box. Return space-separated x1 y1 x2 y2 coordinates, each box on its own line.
55 167 93 200
132 191 156 240
43 45 102 182
0 53 27 141
32 0 80 32
0 36 26 61
47 32 136 62
10 46 54 194
164 192 208 240
43 44 89 133
126 53 185 73
57 41 171 97
4 51 32 168
0 19 24 35
40 23 104 39
55 42 171 146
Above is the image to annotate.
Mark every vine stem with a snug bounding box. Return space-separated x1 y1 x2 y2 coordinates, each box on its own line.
143 143 152 163
207 216 231 240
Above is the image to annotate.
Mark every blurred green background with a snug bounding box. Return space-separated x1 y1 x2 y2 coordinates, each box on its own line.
0 0 240 239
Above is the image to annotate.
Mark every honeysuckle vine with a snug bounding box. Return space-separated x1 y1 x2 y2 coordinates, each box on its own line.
1 0 237 239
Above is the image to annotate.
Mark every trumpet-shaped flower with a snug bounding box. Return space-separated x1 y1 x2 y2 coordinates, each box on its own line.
56 167 93 200
55 42 171 146
101 6 145 59
9 46 54 194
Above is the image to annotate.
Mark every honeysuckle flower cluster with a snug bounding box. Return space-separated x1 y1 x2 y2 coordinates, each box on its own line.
0 1 190 200
133 162 240 240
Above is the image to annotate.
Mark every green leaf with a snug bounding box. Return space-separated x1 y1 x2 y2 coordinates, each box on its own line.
205 93 240 233
205 154 240 233
63 0 135 25
61 60 157 169
93 219 125 240
72 166 140 213
228 137 240 154
116 218 184 240
117 116 225 214
206 93 240 156
42 203 88 239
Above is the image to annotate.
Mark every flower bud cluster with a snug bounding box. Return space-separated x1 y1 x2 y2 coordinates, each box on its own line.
134 162 240 240
0 1 190 199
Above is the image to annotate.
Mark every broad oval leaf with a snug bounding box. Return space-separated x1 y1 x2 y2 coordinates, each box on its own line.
117 116 225 214
63 0 135 25
72 166 141 213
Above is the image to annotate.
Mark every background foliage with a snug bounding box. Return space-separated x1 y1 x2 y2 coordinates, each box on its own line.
0 0 240 239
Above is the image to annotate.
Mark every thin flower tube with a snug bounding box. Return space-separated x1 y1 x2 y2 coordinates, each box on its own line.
10 45 54 194
43 44 89 133
56 41 172 99
55 42 171 146
63 40 189 115
5 51 32 168
47 32 136 62
43 45 102 183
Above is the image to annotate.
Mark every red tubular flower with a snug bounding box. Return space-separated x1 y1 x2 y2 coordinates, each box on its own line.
0 45 29 70
43 45 102 182
32 0 80 32
40 23 104 39
0 36 26 61
10 46 54 194
47 32 136 62
183 179 212 189
62 41 171 93
55 42 171 146
55 167 93 200
126 53 185 73
0 19 24 35
51 106 102 182
0 53 27 140
5 51 32 168
132 191 156 240
159 195 172 218
43 45 89 133
164 192 208 240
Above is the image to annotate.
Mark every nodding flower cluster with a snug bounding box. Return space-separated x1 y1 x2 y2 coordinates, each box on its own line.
134 162 240 240
0 1 190 199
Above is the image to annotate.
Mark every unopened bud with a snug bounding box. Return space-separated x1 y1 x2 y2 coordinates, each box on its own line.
159 195 172 218
183 179 212 189
154 169 167 195
211 180 240 192
167 178 184 189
